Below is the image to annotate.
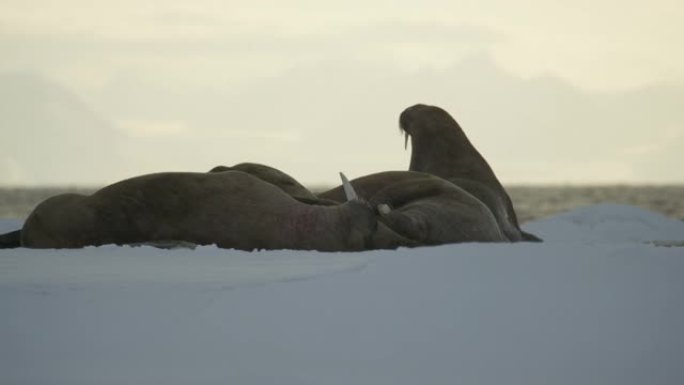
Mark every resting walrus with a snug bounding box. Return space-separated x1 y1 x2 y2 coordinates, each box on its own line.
209 162 323 204
320 171 507 244
399 104 541 242
18 170 414 250
0 162 336 249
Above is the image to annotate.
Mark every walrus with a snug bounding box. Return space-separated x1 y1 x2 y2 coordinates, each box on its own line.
209 162 324 204
18 170 414 251
399 104 541 242
0 162 336 250
320 171 507 244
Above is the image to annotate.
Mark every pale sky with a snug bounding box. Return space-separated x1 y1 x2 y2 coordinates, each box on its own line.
1 0 683 186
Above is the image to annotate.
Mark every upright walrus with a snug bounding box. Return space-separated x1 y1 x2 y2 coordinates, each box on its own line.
18 171 413 250
399 104 541 242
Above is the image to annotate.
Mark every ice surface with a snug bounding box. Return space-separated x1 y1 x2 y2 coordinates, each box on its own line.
525 203 684 244
0 219 20 233
1 204 683 385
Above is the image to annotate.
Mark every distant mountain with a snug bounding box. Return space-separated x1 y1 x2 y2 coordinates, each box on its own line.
3 56 682 186
0 72 125 186
161 54 683 184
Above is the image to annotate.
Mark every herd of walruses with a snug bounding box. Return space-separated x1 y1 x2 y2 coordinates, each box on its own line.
0 104 541 250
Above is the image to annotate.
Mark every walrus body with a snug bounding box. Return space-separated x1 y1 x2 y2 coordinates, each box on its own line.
399 104 541 242
20 171 406 251
320 171 507 244
209 162 323 204
319 171 418 203
2 162 329 249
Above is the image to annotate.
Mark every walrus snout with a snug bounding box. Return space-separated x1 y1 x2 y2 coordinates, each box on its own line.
399 104 434 130
399 104 422 133
400 104 445 149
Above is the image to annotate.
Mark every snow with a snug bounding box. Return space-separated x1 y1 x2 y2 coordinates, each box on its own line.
1 204 683 385
525 203 684 244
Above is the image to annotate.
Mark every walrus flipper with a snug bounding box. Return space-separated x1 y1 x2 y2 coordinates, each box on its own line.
0 229 22 249
377 210 429 244
368 176 456 209
521 231 543 242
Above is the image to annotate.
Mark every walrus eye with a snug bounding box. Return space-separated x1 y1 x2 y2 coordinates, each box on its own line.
339 172 359 201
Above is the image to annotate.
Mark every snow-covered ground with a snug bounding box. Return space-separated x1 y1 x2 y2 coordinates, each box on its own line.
1 204 683 385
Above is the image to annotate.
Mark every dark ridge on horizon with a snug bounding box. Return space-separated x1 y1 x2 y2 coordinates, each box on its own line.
2 185 683 222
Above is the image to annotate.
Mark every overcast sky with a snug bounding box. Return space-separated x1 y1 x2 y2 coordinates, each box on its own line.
1 0 683 186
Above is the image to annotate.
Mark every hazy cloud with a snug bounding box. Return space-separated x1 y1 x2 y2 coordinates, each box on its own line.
1 55 682 186
1 0 683 185
117 119 189 138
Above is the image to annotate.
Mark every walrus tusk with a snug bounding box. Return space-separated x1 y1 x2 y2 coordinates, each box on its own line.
377 204 391 215
404 131 409 150
339 172 359 201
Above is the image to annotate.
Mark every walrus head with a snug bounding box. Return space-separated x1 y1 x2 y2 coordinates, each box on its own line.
399 104 483 181
399 104 474 150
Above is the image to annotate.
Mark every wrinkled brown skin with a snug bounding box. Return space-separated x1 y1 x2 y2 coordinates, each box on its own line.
399 104 542 242
319 171 418 203
209 162 327 204
0 162 336 249
20 171 414 250
320 171 507 244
